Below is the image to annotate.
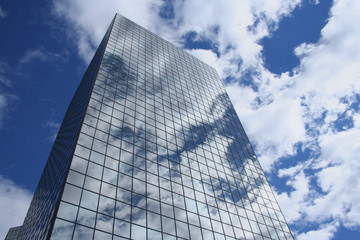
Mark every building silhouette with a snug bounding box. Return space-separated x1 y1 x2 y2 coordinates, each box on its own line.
15 14 293 240
5 226 22 240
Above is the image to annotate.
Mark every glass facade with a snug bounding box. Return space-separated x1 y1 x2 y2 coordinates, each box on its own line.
5 226 22 240
17 14 293 240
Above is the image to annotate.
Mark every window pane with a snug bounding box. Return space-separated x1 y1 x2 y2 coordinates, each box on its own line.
57 201 78 222
51 218 74 240
77 207 96 228
62 184 81 205
73 225 94 240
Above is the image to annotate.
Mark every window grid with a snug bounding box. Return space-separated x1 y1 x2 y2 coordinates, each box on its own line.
48 14 293 240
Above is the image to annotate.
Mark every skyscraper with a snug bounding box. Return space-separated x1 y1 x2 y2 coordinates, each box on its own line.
15 14 293 240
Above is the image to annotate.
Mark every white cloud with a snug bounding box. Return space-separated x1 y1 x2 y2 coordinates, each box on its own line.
46 0 360 239
0 176 32 240
19 48 69 64
52 0 165 63
259 1 360 238
0 75 11 88
186 49 221 76
0 94 7 127
0 60 16 128
1 48 66 130
51 0 302 66
309 0 320 5
0 5 7 18
173 0 301 72
173 0 360 238
44 120 61 141
275 125 360 239
180 1 359 238
276 170 311 223
305 128 360 226
228 85 306 171
296 222 339 240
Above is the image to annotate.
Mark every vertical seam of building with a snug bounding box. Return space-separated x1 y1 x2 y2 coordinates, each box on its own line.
45 15 117 240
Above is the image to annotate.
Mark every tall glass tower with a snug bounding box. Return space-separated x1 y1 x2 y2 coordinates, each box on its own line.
16 14 293 240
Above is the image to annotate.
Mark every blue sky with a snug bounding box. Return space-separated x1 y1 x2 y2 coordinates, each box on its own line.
1 0 360 239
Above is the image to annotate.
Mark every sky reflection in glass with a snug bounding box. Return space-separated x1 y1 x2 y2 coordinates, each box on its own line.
40 14 293 240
